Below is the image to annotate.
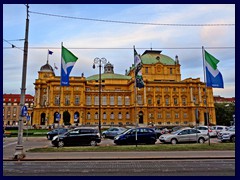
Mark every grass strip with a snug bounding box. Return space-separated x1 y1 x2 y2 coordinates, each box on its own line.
27 143 235 152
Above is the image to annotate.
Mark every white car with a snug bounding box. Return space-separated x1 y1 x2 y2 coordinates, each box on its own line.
196 126 216 137
211 126 229 136
217 126 235 142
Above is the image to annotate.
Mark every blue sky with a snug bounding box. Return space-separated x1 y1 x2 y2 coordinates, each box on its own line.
3 4 235 97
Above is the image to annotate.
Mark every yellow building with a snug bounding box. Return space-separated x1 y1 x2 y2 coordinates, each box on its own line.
32 50 216 127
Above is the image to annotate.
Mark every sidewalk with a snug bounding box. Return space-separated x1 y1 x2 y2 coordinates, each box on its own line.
4 150 235 161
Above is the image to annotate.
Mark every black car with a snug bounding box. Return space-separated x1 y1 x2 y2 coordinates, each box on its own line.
52 127 101 147
46 128 68 140
114 127 157 145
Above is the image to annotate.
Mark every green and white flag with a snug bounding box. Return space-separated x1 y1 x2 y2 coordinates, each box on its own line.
61 46 78 86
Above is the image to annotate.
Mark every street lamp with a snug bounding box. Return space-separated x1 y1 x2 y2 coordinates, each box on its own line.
93 57 107 137
13 4 29 160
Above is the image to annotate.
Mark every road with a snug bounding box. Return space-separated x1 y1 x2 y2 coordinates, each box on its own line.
3 137 235 176
3 159 235 176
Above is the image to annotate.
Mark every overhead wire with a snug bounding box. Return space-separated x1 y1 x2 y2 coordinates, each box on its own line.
29 10 235 27
3 46 235 50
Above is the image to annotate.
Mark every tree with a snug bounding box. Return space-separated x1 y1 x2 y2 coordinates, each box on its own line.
214 103 235 126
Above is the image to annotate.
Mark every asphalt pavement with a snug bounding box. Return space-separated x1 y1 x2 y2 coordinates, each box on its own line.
3 137 235 161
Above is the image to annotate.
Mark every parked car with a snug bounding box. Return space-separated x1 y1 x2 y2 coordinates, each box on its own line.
46 128 68 140
217 126 235 142
51 127 101 147
114 127 157 145
195 126 216 137
211 126 229 136
102 127 127 139
150 127 169 138
159 128 209 144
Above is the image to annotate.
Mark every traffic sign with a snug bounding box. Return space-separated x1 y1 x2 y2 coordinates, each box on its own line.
56 113 61 121
21 105 28 116
26 115 31 121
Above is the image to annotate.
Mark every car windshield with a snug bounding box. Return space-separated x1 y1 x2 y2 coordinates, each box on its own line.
171 129 182 134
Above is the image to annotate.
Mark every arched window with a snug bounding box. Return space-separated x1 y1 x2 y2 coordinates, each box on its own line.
110 112 114 120
118 112 122 120
87 112 91 120
94 112 98 120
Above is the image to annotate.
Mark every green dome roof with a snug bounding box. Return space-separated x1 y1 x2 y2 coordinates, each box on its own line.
141 50 175 65
87 73 132 81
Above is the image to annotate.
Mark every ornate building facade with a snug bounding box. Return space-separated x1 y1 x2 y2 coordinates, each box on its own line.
32 50 216 127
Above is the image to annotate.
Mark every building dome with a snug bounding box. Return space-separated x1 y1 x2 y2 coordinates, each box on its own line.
104 62 114 74
141 50 176 65
40 62 54 72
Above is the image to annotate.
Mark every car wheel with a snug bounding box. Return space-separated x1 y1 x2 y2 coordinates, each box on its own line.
102 134 106 138
90 140 97 146
198 138 205 144
230 136 235 143
171 138 177 144
58 141 64 147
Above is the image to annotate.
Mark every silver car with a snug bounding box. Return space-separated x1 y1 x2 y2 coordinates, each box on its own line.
159 128 209 144
102 127 127 139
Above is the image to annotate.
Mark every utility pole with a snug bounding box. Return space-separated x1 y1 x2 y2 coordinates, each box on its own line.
13 4 29 160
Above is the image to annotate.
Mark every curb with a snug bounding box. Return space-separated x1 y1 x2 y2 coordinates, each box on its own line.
3 156 235 161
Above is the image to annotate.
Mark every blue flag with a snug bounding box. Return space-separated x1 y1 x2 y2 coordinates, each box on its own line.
48 50 53 55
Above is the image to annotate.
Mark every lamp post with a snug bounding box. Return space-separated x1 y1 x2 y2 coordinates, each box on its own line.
13 4 29 160
93 57 107 137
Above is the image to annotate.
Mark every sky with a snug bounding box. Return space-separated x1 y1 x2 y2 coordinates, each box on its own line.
3 4 235 97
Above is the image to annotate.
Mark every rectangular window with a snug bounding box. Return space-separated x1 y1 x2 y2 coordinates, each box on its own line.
86 96 91 106
75 95 80 105
149 113 154 119
148 98 152 105
125 96 130 105
174 98 178 105
118 96 122 105
165 98 169 105
94 96 99 105
137 95 143 105
166 113 171 119
175 113 179 118
110 96 115 105
157 113 162 119
182 98 186 105
65 95 70 105
145 67 148 74
183 113 188 118
102 96 107 105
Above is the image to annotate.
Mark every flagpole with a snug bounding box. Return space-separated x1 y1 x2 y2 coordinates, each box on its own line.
57 43 63 147
202 46 210 146
47 49 49 64
134 46 138 147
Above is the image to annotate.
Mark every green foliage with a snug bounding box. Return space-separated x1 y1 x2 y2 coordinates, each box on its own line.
214 103 235 126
